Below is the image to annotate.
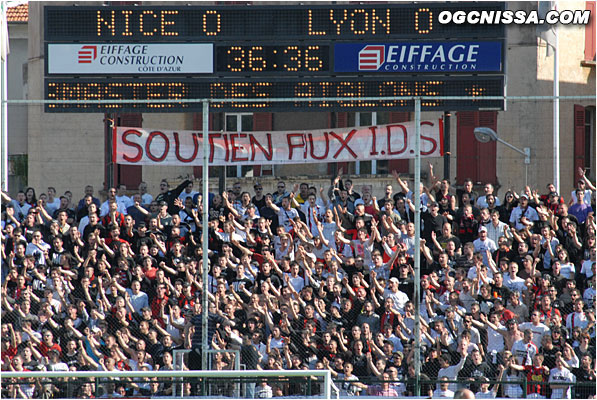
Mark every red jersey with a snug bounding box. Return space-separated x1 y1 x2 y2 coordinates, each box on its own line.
38 342 61 357
524 365 549 396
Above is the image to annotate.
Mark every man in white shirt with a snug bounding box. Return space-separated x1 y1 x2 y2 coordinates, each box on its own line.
509 194 539 230
100 187 127 216
126 280 149 314
511 329 538 366
477 183 502 208
565 298 588 335
132 181 153 206
503 262 527 298
473 226 497 266
432 377 455 398
486 210 509 245
266 196 298 233
383 278 409 311
115 184 133 209
548 354 576 399
26 231 51 265
44 187 61 216
437 344 468 393
300 193 326 237
520 310 551 349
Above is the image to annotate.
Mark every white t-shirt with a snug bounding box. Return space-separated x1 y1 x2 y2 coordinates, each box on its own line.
580 259 595 278
475 389 497 398
519 322 550 348
583 286 596 308
277 207 299 232
559 262 576 280
432 388 455 398
336 374 362 397
45 198 61 216
548 366 575 399
511 339 538 365
486 323 505 353
509 206 539 230
571 188 592 206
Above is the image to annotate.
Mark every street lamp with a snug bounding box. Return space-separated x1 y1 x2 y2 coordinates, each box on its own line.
474 127 531 187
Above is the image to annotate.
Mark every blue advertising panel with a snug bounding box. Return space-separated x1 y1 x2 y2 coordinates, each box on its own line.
334 41 503 73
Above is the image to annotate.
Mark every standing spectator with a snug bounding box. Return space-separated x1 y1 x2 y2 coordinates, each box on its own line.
568 190 593 224
155 179 192 216
548 353 576 399
477 183 502 208
509 194 539 231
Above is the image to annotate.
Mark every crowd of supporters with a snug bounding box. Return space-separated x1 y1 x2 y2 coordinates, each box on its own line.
1 165 595 399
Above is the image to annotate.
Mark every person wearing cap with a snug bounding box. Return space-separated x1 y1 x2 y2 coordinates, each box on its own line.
546 190 564 213
473 225 497 265
509 193 539 231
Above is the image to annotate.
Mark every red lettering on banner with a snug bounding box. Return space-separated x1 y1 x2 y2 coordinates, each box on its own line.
307 132 330 160
330 129 358 159
223 133 230 162
249 133 273 161
146 131 169 162
208 133 219 163
368 126 379 156
121 129 143 163
173 132 198 163
420 121 438 156
287 134 306 160
230 133 248 162
386 124 407 156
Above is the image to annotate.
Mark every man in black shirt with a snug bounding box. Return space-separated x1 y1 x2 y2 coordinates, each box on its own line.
458 348 493 392
421 201 448 243
155 179 192 216
573 354 596 399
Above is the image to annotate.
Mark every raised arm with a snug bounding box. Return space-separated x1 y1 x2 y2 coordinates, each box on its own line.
392 170 410 194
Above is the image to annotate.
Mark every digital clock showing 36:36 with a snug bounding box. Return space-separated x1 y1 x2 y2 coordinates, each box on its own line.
215 45 330 73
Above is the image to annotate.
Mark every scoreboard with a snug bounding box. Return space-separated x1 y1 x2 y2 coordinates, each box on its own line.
43 3 506 112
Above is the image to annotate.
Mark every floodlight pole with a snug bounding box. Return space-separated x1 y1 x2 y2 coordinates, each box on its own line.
413 97 421 397
201 100 209 371
493 137 531 187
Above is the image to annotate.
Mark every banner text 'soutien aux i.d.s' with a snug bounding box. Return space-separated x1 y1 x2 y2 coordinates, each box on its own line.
114 120 444 166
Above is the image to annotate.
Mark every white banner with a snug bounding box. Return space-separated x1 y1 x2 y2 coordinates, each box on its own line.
47 43 213 74
114 121 444 166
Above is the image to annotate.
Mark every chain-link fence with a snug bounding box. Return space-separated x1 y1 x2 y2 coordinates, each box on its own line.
1 94 596 399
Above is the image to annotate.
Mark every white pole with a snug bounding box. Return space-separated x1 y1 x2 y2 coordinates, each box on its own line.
1 36 7 191
201 100 209 370
553 23 560 192
413 97 421 396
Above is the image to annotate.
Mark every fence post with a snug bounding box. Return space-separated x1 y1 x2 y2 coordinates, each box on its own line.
413 96 422 397
523 378 527 398
201 99 210 371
